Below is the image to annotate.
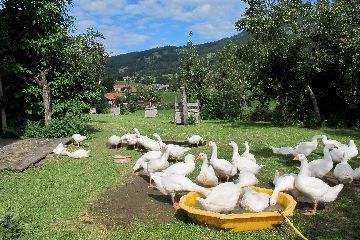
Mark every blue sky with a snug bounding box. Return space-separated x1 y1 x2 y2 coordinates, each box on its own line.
70 0 248 56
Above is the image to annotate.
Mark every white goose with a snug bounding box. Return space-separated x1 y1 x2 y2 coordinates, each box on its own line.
65 149 91 159
71 134 87 147
293 154 344 215
151 172 210 209
270 170 296 206
241 141 256 162
132 149 164 175
153 133 191 161
208 141 237 181
229 141 263 174
146 146 171 187
234 171 259 188
239 187 271 213
197 182 243 213
162 154 196 176
108 135 122 149
307 145 334 178
187 135 204 147
53 142 68 155
134 128 160 151
333 161 355 184
271 135 323 156
330 140 358 162
196 153 218 187
322 135 342 149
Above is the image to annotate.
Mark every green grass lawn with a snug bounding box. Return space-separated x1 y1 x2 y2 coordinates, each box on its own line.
1 110 359 239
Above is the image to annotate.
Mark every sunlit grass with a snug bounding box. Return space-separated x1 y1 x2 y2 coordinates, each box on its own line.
0 110 359 239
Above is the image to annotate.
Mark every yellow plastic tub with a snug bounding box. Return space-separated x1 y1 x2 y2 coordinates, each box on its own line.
179 186 297 231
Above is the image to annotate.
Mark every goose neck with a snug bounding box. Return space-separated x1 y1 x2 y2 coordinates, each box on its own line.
298 159 309 177
210 145 218 159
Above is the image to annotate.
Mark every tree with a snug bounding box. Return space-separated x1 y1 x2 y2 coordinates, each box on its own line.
215 43 251 119
177 39 208 101
0 0 108 135
1 0 73 125
236 0 323 124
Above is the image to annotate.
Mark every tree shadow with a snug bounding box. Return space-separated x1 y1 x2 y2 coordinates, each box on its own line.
323 128 360 140
209 120 275 129
84 124 101 134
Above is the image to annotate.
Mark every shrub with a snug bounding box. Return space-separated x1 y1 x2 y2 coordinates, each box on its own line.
0 212 30 240
271 107 300 127
249 107 273 122
303 110 322 128
23 114 89 138
188 113 197 125
126 93 139 113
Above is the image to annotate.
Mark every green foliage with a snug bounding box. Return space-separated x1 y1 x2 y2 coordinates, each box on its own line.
197 88 222 120
0 1 108 134
303 110 322 129
23 114 89 138
125 93 139 113
249 107 273 122
177 40 208 100
234 0 360 126
188 113 197 125
0 211 30 240
138 85 160 106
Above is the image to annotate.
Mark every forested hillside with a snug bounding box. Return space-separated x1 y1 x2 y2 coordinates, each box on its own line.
105 31 249 82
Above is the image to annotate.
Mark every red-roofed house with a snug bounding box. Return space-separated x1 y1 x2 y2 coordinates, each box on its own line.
105 84 138 106
113 84 137 93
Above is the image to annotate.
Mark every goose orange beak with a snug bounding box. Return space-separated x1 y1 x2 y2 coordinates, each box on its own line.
195 154 201 160
293 155 301 161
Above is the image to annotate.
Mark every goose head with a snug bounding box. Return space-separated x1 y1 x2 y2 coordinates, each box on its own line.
293 154 307 162
196 153 207 161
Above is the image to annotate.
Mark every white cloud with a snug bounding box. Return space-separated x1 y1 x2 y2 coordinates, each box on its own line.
78 0 126 16
70 0 248 54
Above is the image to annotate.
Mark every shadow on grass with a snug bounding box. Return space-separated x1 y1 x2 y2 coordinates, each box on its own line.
175 209 194 224
251 148 297 168
208 120 275 129
323 128 360 140
299 190 360 240
85 124 101 134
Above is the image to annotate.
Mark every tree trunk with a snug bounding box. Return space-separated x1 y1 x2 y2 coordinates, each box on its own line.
0 76 7 130
36 69 51 126
181 86 188 125
306 83 321 121
42 81 51 126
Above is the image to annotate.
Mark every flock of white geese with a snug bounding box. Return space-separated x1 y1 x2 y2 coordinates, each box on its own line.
53 129 359 216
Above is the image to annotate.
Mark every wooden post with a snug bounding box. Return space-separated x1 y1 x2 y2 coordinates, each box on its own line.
174 96 177 125
181 86 188 125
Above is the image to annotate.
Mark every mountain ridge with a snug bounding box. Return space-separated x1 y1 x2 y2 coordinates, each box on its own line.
106 31 249 83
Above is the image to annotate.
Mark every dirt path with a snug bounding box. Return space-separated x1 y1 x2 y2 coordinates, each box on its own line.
88 174 187 227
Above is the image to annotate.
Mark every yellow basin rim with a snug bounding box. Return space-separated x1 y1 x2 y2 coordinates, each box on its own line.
179 186 297 231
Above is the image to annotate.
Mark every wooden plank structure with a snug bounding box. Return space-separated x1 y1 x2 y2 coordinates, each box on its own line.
0 137 72 171
174 97 200 124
